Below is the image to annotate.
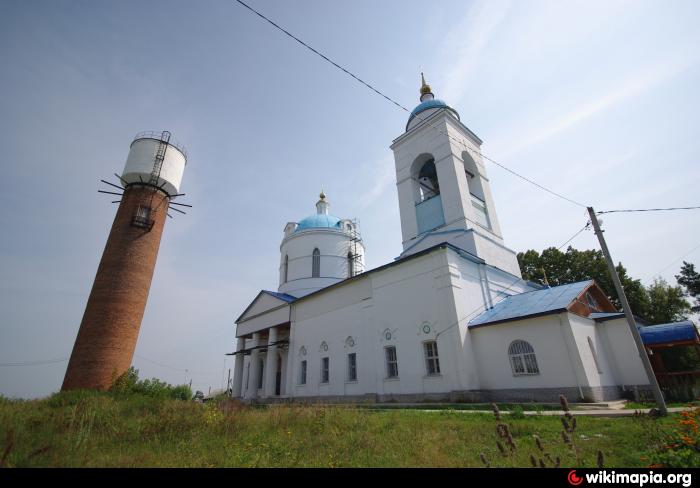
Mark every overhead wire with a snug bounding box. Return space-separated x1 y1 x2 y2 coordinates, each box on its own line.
233 0 588 209
133 354 219 375
0 357 68 367
557 219 591 251
598 206 700 215
648 241 700 280
228 2 698 345
435 274 528 339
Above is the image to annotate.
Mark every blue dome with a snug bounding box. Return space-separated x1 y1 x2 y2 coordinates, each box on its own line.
295 214 342 232
407 99 459 129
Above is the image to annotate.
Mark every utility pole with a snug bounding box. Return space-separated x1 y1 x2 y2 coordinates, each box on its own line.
587 207 667 415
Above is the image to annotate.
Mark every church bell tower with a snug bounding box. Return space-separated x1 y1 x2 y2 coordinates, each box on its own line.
389 75 521 277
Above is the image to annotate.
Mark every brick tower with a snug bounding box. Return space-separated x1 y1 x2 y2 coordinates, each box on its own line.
62 131 188 391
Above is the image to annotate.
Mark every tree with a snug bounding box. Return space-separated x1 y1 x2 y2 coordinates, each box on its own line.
676 261 700 312
517 246 648 317
644 278 691 324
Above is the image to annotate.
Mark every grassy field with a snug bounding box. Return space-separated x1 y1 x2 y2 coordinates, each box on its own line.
0 391 693 468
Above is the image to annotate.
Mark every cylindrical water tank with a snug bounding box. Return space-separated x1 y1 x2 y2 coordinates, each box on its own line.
122 132 187 196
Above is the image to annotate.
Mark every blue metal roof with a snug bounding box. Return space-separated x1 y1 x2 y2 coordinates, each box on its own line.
262 290 297 303
295 214 342 232
411 99 448 115
469 280 594 328
638 320 698 345
407 99 459 127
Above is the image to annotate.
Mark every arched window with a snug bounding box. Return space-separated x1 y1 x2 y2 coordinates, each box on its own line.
312 248 320 278
417 159 439 202
413 155 445 234
347 251 354 278
508 340 539 375
283 254 289 283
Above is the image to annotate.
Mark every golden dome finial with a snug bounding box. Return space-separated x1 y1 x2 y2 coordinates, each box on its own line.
420 72 432 96
319 189 326 200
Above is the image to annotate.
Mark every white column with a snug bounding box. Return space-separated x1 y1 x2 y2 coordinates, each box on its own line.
232 337 246 398
247 332 260 399
264 327 278 398
285 327 296 398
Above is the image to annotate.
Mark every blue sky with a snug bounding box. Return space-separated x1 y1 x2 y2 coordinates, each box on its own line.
1 0 699 398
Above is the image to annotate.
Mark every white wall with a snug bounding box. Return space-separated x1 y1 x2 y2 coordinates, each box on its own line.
279 228 365 297
597 318 650 386
471 314 584 392
287 247 469 398
567 314 619 387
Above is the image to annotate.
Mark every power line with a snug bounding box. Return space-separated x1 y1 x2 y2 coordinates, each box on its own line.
133 354 219 375
435 274 527 339
648 241 700 280
598 206 700 215
557 220 591 250
233 0 588 209
0 357 68 367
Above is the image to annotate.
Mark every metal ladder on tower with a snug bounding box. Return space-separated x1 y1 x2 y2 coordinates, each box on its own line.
132 131 171 231
149 131 171 187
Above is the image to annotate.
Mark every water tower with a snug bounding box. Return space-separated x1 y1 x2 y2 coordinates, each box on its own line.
62 131 189 391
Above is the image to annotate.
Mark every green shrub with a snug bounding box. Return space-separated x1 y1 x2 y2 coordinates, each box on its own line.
110 367 192 400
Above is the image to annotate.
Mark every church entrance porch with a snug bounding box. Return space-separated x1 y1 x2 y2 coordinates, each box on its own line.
230 324 290 401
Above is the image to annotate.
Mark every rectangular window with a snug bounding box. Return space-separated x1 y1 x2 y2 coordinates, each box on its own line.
132 206 154 228
321 357 329 383
299 360 307 385
385 346 398 378
136 206 151 219
424 341 441 376
347 353 357 381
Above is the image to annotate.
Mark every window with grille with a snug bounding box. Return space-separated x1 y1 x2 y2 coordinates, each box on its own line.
312 248 320 278
424 341 441 376
283 255 289 283
347 353 357 381
385 346 399 378
508 340 539 375
321 357 329 383
132 205 153 228
299 360 307 385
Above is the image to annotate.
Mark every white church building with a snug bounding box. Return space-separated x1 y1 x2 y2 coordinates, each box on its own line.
230 76 651 403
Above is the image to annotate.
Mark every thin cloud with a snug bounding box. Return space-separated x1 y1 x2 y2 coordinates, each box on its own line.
493 53 700 159
439 0 513 104
357 154 395 209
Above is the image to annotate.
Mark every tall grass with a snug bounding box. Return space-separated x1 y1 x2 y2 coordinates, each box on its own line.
0 392 688 467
